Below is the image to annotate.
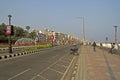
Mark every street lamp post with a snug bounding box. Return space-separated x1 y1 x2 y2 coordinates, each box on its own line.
77 17 86 41
113 26 118 44
8 15 12 53
82 17 85 41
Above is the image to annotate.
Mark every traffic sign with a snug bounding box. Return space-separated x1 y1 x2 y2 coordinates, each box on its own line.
6 25 11 35
50 35 54 41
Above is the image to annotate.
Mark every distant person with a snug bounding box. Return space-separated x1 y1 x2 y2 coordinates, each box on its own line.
92 41 96 52
100 43 103 49
109 43 114 53
111 43 118 54
100 43 102 47
114 44 118 50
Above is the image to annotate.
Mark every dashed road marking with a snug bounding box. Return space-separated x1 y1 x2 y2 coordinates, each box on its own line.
73 71 77 75
48 67 64 75
8 68 31 80
61 57 75 80
30 74 48 80
71 77 75 80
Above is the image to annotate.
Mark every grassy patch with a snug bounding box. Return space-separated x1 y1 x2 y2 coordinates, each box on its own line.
22 44 52 52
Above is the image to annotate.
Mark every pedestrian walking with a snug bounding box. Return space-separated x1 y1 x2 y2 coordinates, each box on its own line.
100 43 102 47
92 41 96 52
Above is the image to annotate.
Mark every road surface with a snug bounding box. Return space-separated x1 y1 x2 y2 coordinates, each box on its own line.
0 45 78 80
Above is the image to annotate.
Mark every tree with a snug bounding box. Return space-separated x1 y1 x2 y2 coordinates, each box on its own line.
0 23 6 35
29 31 36 39
26 26 30 32
0 23 7 43
14 26 25 37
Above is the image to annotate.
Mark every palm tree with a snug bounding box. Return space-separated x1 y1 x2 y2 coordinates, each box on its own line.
26 26 30 32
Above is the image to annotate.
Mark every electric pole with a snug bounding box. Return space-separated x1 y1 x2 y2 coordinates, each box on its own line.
113 26 118 44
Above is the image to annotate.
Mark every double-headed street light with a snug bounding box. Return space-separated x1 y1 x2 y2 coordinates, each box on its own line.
82 17 85 41
77 16 86 41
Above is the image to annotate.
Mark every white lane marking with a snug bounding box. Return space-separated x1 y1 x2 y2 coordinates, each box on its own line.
52 55 58 58
39 54 68 74
60 59 70 63
30 74 48 80
71 77 75 80
8 68 31 80
38 75 48 80
56 64 67 68
48 67 64 75
61 57 75 80
73 70 76 75
30 54 67 80
31 54 69 80
75 66 77 69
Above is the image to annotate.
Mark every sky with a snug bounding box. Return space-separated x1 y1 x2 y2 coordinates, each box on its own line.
0 0 120 43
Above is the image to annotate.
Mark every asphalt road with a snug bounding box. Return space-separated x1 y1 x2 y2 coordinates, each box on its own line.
0 45 76 80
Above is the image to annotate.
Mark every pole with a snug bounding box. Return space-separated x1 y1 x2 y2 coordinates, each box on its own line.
114 26 118 44
52 40 53 47
83 17 85 41
8 15 12 53
76 17 86 41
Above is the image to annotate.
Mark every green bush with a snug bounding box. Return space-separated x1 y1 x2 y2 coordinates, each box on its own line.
22 44 52 52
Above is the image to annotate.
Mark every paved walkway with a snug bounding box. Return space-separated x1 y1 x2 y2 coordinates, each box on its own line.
75 45 120 80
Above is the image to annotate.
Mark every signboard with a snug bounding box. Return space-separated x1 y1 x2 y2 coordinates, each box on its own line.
38 33 46 41
50 35 54 41
6 25 11 35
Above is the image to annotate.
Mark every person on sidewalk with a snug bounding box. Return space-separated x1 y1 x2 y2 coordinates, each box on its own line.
92 41 96 52
109 43 118 54
109 43 114 53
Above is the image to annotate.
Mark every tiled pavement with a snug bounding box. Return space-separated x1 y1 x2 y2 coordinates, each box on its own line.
75 45 120 80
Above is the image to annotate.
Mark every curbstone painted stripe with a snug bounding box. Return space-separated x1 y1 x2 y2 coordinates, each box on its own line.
10 54 14 57
0 56 5 59
0 49 40 60
0 56 2 59
5 55 10 58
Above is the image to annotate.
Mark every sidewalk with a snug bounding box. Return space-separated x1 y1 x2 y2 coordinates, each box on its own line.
75 45 120 80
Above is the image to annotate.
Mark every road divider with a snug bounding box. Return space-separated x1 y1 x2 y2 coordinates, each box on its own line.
0 49 42 60
0 45 52 60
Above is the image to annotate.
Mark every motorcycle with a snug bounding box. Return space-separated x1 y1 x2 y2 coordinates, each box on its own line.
70 47 79 55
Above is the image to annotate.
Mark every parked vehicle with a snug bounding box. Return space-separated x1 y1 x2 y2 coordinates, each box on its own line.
70 44 79 55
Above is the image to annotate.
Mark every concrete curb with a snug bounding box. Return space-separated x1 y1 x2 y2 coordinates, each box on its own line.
0 50 40 60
